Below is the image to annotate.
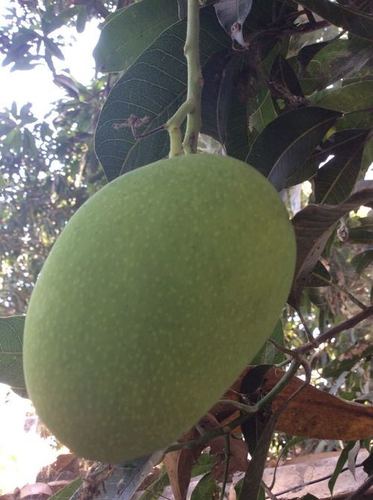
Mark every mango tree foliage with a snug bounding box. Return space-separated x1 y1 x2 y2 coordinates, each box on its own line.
1 0 373 498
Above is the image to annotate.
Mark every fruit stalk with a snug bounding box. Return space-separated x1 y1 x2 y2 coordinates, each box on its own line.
166 0 202 156
182 0 202 154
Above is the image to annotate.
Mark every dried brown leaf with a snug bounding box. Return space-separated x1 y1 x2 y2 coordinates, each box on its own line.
262 367 373 440
164 428 205 500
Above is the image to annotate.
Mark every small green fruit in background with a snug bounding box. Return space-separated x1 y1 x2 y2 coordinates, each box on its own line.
23 153 296 463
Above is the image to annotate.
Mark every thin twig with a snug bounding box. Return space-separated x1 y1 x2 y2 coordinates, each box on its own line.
262 481 279 500
298 306 373 354
274 463 365 496
296 309 318 345
220 434 231 500
310 271 368 311
166 361 300 454
346 473 373 499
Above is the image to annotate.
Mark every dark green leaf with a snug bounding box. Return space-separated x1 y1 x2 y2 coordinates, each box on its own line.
328 442 355 494
93 0 179 73
248 88 277 135
362 451 373 475
314 129 369 204
190 473 220 499
361 137 373 173
200 49 235 145
76 6 88 34
0 316 26 397
307 260 331 287
44 37 64 60
238 414 277 500
351 249 373 274
311 80 373 113
95 7 229 180
23 128 39 158
3 127 23 153
295 0 373 41
300 38 373 94
270 55 304 101
348 227 373 244
246 107 340 191
290 181 373 305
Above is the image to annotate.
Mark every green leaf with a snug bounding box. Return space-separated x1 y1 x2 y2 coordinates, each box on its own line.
0 316 27 397
246 107 340 191
49 478 82 499
23 128 39 158
295 0 373 41
311 80 373 113
93 0 179 73
351 249 373 274
3 127 23 153
361 136 373 173
252 321 285 365
328 442 355 494
248 89 277 135
314 129 369 204
138 467 169 499
190 473 220 499
348 227 373 244
299 38 373 94
95 7 229 181
191 453 216 477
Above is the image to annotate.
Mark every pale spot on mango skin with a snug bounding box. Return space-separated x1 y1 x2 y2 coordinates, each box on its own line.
23 153 296 464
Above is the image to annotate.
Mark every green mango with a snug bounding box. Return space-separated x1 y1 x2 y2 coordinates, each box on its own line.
23 154 296 463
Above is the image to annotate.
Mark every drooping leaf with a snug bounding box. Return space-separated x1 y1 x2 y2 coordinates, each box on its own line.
290 181 373 305
246 107 340 191
328 442 355 494
313 129 370 205
351 249 373 274
200 49 235 145
0 316 26 397
214 0 253 45
269 55 304 103
299 38 373 94
295 0 373 41
93 0 179 73
311 80 373 113
361 137 373 173
163 428 205 500
95 7 230 181
307 260 331 287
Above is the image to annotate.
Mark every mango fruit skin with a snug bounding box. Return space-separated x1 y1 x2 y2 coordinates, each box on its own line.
24 154 296 463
